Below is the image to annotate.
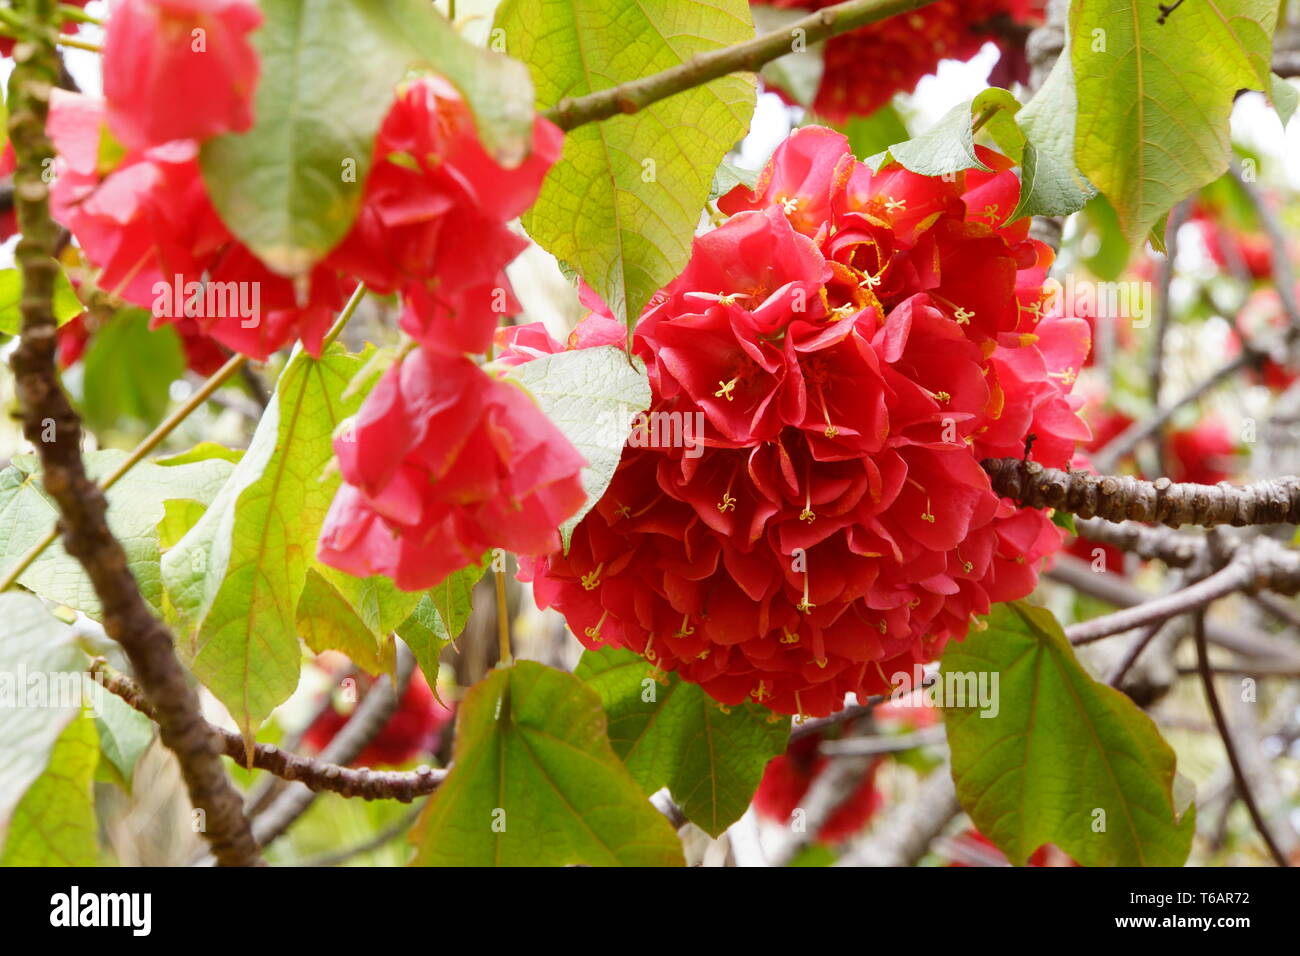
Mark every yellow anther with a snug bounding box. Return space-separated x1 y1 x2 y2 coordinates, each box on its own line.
580 564 604 590
935 390 951 404
877 620 888 634
980 203 1000 223
797 596 816 613
714 378 738 401
859 272 882 288
717 492 736 513
675 615 695 638
883 196 906 213
750 681 771 702
963 561 974 574
813 657 828 669
778 195 799 215
953 306 975 325
780 630 800 644
920 511 936 523
614 503 631 519
799 506 816 524
696 648 711 660
1051 367 1078 386
824 425 839 438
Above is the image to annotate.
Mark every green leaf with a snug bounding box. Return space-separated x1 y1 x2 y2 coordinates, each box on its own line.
92 688 155 793
1 712 99 866
498 0 757 325
201 0 536 275
972 87 1024 164
1080 194 1130 281
0 267 84 336
162 345 366 737
709 161 760 203
942 601 1195 867
410 661 684 865
507 345 651 546
0 451 235 617
1010 55 1097 222
0 594 88 838
297 567 418 675
1070 0 1278 247
1270 73 1298 126
575 645 788 836
879 100 992 177
79 309 186 433
843 103 909 162
396 556 490 688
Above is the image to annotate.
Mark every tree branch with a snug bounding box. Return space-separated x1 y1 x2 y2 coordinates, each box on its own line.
7 3 259 867
1192 612 1290 867
983 457 1300 527
541 0 935 131
90 660 447 804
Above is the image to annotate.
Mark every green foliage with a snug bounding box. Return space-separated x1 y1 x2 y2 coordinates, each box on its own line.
162 345 365 737
943 602 1195 867
1011 55 1097 221
79 309 186 434
201 0 536 275
410 661 684 865
1 712 99 866
497 0 757 326
576 645 789 836
0 267 84 335
1071 0 1277 247
0 451 234 617
395 555 491 689
507 345 651 546
0 594 88 838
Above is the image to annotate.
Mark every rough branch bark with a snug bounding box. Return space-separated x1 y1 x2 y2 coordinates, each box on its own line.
6 3 259 866
983 457 1300 528
91 662 447 804
542 0 934 131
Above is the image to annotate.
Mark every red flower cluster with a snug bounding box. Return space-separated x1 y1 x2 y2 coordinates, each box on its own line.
50 19 561 361
316 348 587 592
757 0 1043 122
302 665 454 768
522 127 1089 718
103 0 263 151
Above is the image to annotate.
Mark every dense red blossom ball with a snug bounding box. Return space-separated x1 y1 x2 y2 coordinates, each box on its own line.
521 127 1089 718
103 0 264 151
302 667 454 768
316 347 588 591
756 0 1043 122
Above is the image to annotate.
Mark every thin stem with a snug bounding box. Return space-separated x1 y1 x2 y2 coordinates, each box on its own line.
56 33 99 52
496 566 512 665
321 283 367 350
1192 612 1289 867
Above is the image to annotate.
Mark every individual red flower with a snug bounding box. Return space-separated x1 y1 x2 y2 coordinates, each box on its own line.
302 666 454 768
1168 418 1237 486
325 77 564 356
753 732 883 843
103 0 264 151
755 1 1044 122
316 347 588 591
522 127 1088 718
